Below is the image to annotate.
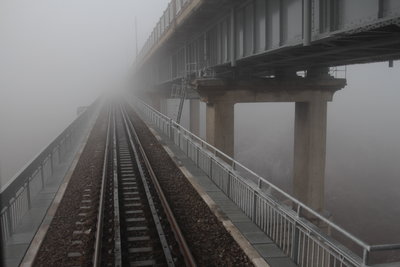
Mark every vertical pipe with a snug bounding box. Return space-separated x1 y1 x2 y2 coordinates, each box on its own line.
252 0 256 54
378 0 384 18
303 0 312 46
279 0 284 46
184 43 187 76
203 32 207 68
230 7 236 67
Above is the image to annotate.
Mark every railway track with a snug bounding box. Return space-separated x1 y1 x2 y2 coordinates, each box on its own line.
94 105 195 267
34 102 252 266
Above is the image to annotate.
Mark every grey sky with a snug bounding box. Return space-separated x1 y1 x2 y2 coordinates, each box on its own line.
0 0 168 183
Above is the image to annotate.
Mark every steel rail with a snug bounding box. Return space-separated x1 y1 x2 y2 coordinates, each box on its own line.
93 106 112 266
112 107 123 267
120 106 175 266
121 105 197 267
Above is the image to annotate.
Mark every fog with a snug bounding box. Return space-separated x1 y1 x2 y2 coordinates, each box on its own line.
1 0 399 246
235 62 400 244
0 0 169 185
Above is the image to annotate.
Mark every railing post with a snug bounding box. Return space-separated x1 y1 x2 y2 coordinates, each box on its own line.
209 157 213 177
40 164 45 188
252 191 258 222
70 129 74 147
196 146 199 167
26 181 32 210
50 152 54 175
178 128 181 148
186 135 189 156
58 144 62 164
169 119 173 140
292 223 300 264
292 206 302 263
65 134 69 152
363 248 369 266
227 171 231 198
6 206 13 236
68 131 72 150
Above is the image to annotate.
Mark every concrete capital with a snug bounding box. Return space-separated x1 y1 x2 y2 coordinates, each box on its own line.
195 77 346 104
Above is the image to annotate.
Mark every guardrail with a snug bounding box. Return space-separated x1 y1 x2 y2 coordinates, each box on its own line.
132 98 400 267
139 0 193 61
0 100 99 244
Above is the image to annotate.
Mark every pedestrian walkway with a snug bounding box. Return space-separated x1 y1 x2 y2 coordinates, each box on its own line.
3 127 92 267
148 126 297 267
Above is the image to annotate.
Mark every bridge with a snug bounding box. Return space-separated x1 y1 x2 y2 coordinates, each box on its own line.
133 0 400 264
1 1 400 266
134 0 400 214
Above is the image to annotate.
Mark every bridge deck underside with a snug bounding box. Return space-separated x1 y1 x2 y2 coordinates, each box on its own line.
230 25 400 77
137 0 400 85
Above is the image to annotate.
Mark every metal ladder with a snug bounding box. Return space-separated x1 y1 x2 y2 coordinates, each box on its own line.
176 78 188 124
171 72 191 124
172 62 212 124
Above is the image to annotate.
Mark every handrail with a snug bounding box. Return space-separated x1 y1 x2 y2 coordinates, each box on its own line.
0 101 97 204
137 0 194 63
133 97 400 265
137 99 369 248
0 98 100 246
369 243 400 251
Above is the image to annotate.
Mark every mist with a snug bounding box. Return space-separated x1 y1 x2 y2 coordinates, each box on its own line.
1 0 399 247
0 0 169 186
235 62 400 244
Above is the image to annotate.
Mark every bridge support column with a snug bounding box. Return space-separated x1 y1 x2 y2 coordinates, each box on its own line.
196 76 346 211
206 101 234 158
293 95 327 213
189 99 200 136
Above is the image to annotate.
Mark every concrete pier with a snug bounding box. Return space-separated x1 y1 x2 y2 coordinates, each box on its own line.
189 99 200 136
196 76 346 211
206 101 234 157
293 96 328 213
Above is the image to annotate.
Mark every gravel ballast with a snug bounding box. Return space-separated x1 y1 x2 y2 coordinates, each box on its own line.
126 104 253 266
33 103 254 266
35 107 108 266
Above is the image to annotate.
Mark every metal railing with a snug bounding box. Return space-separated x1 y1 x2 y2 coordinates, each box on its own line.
139 0 193 60
132 98 400 267
0 100 99 244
